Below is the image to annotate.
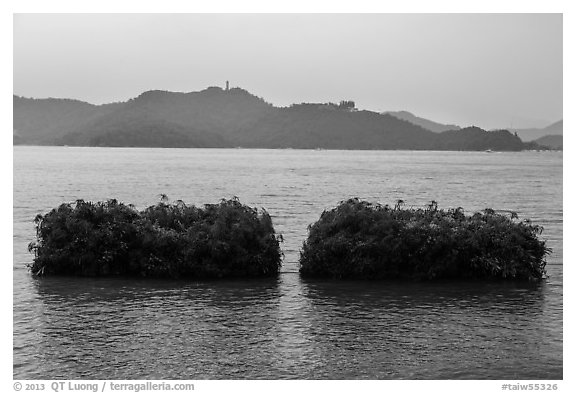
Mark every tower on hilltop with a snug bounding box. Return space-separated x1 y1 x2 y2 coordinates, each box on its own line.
225 81 229 91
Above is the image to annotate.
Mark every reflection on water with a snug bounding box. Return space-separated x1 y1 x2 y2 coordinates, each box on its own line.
300 278 561 379
13 274 561 379
17 277 284 379
13 147 562 379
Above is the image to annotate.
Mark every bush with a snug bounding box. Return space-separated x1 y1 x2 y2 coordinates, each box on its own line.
299 199 550 281
28 197 283 278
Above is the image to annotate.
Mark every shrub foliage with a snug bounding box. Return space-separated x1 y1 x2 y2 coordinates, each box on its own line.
299 199 550 280
28 197 283 278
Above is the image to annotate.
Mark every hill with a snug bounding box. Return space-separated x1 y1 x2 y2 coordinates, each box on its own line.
13 95 110 144
13 87 536 151
57 118 227 148
231 103 438 149
434 127 525 151
533 135 562 150
384 110 461 133
13 87 272 146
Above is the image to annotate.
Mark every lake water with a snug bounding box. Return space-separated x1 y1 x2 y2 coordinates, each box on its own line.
13 146 563 379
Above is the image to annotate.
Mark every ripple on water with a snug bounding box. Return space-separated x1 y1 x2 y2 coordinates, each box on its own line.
13 148 562 379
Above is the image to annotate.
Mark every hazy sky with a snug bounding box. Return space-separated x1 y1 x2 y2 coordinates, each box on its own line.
13 13 562 129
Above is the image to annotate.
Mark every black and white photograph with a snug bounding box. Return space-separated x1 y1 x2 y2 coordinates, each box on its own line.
8 4 569 390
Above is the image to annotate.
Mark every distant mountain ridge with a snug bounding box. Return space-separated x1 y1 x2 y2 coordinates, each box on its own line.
384 110 461 133
512 120 563 142
13 87 544 151
533 135 562 150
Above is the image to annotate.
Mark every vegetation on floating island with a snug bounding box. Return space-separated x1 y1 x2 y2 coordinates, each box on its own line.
299 199 549 281
29 196 550 281
28 197 283 278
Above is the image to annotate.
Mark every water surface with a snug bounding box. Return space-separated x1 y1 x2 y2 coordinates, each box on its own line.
13 147 562 379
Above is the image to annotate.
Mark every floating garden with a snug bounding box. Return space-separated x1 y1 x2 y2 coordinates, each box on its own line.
28 197 283 278
299 199 549 281
29 197 550 281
